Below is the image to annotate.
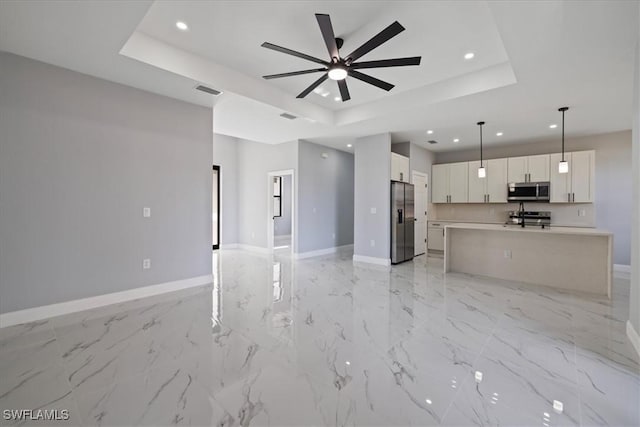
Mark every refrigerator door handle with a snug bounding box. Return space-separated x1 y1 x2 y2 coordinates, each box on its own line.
398 209 403 224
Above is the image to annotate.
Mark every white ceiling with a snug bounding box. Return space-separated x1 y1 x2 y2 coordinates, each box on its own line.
0 1 637 153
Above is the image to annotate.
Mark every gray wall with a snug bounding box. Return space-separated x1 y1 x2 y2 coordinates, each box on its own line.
354 133 391 261
630 14 640 336
435 131 632 265
236 139 297 249
297 140 354 253
274 174 292 236
0 53 213 313
391 142 410 157
213 133 239 245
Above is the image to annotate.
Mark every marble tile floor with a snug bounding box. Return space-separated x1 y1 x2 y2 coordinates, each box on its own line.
0 249 638 426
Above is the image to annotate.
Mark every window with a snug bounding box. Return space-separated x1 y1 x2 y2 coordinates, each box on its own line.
273 176 282 218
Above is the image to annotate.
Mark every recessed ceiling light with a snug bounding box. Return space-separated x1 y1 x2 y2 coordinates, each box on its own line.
464 52 475 60
427 130 434 135
496 132 503 136
334 96 341 102
347 144 352 148
549 124 558 129
453 138 460 143
176 21 189 31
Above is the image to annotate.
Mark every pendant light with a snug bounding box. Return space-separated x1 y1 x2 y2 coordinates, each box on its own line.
477 121 486 178
558 107 569 174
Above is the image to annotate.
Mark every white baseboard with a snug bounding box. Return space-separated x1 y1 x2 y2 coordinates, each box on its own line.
353 254 391 267
236 244 270 254
295 244 353 259
0 274 213 329
627 320 640 358
614 264 631 274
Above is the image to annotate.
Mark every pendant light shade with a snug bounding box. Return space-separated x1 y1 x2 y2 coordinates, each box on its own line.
558 107 569 174
477 121 486 178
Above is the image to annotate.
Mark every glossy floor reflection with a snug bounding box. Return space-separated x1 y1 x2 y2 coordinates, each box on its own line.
1 248 638 426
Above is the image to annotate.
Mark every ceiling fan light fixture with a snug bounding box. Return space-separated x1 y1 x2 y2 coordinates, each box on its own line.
328 65 348 80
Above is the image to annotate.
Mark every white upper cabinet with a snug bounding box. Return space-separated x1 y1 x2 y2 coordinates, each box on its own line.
467 161 485 203
507 156 528 183
527 154 550 182
550 150 595 203
432 164 449 203
507 154 549 182
433 150 593 205
468 159 508 203
449 162 469 203
391 152 410 182
486 158 508 203
432 162 468 203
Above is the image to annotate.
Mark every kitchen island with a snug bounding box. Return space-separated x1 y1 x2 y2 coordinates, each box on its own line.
444 223 613 297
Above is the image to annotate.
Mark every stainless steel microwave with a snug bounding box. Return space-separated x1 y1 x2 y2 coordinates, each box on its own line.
507 181 550 202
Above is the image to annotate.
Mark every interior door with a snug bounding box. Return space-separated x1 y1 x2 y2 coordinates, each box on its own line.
212 165 220 250
412 172 427 256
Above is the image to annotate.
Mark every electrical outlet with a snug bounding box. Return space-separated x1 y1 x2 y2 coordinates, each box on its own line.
313 207 317 213
143 207 151 218
578 209 586 217
143 259 151 270
503 250 512 259
332 233 336 239
370 239 375 247
370 207 377 214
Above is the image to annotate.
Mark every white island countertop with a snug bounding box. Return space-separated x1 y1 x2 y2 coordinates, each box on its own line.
443 222 613 237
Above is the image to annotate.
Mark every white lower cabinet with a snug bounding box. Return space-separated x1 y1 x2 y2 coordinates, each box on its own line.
427 222 445 251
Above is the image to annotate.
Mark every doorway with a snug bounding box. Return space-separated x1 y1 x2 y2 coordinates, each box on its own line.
212 165 220 250
267 170 294 252
412 171 428 256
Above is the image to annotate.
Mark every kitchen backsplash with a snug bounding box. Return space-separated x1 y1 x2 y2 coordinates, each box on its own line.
432 203 595 227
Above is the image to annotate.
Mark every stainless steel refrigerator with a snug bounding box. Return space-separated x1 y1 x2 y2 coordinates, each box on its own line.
391 181 415 264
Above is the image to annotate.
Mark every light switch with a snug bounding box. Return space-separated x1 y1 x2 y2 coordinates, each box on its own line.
143 207 151 218
142 259 151 270
370 207 377 214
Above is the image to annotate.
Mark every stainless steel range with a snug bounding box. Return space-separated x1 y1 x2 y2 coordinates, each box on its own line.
507 210 551 228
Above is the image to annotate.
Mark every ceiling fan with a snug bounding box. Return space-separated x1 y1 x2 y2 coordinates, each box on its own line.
261 14 421 102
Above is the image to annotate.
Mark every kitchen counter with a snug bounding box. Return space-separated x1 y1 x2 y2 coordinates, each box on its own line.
444 222 613 297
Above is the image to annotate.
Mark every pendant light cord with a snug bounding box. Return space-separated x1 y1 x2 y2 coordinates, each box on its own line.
559 107 568 162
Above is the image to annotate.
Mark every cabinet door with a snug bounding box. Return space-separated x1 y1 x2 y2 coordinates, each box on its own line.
507 156 528 182
467 160 486 203
570 151 594 202
528 154 550 182
550 152 571 202
431 164 449 203
449 162 469 203
399 155 410 182
427 227 445 251
390 153 401 181
487 158 508 203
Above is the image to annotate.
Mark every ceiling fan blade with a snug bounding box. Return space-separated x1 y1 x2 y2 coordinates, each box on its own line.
316 14 339 60
296 73 329 98
263 68 327 79
338 79 351 101
261 42 329 66
351 57 421 69
349 70 394 91
345 21 405 62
